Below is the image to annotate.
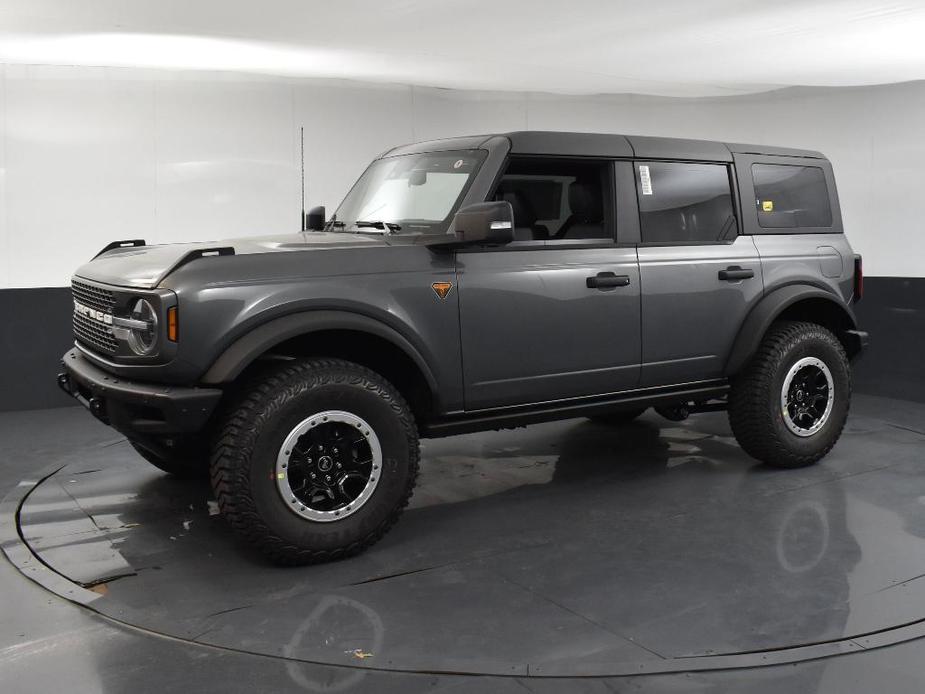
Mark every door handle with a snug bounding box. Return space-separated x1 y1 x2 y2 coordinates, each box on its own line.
718 266 754 281
587 272 631 289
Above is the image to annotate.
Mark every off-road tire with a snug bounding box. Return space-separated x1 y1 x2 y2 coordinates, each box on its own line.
729 321 850 468
130 439 210 479
589 407 647 425
210 359 419 565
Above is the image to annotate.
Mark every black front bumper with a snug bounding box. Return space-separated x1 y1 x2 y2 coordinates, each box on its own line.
58 348 222 437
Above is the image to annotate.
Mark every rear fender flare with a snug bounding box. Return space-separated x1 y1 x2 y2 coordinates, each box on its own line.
725 285 858 376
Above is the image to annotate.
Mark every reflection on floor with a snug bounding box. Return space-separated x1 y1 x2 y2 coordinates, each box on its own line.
2 394 925 691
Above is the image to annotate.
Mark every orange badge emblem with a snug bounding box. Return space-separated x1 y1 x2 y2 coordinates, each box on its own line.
432 282 453 299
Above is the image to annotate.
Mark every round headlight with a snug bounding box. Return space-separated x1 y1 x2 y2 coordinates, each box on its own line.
126 299 159 355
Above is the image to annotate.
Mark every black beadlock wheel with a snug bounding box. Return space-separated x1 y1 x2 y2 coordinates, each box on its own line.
728 321 851 469
210 358 420 566
130 439 210 479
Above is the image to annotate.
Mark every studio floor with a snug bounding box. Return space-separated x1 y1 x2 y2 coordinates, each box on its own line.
3 395 925 693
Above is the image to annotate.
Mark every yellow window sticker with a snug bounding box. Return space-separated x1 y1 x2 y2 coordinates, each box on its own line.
762 200 774 212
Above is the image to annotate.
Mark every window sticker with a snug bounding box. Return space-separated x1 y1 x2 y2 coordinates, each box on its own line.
762 200 774 212
639 165 653 195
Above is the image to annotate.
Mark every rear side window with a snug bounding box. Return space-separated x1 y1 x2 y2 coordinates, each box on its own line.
752 164 832 228
635 162 737 244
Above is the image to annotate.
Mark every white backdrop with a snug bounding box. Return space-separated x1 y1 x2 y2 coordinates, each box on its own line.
1 64 923 288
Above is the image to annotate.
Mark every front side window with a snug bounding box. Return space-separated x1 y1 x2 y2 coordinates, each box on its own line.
752 164 832 228
636 162 737 244
492 157 613 241
331 150 486 235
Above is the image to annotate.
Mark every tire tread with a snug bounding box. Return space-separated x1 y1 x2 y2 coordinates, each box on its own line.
728 320 850 468
210 358 419 565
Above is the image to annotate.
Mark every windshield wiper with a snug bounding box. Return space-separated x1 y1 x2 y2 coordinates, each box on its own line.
324 220 345 231
353 220 401 234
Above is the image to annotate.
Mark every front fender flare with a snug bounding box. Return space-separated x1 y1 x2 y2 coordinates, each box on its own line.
724 285 858 377
200 310 440 396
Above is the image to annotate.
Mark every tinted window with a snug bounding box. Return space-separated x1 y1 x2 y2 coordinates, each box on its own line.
636 162 737 244
752 164 832 228
493 158 613 241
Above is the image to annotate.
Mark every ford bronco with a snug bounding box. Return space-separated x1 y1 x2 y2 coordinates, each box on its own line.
58 131 868 564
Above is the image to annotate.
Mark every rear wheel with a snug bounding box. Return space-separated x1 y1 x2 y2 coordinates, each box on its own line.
130 439 209 479
729 321 850 468
210 359 419 565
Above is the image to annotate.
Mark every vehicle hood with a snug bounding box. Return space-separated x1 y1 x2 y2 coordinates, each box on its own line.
73 232 390 289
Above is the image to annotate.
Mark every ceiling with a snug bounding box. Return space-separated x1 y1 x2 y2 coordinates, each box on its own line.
1 0 924 97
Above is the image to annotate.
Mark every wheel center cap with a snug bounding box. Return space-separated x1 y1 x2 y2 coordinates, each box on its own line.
796 390 804 402
317 455 334 472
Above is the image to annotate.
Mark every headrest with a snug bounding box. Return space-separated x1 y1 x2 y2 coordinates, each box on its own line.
568 182 603 221
502 190 537 228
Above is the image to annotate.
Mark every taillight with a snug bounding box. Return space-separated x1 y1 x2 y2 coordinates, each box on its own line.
853 255 863 303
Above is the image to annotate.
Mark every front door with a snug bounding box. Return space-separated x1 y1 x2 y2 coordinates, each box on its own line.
457 157 641 410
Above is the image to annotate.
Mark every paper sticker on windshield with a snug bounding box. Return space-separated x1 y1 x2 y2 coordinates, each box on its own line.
639 165 653 195
762 200 774 212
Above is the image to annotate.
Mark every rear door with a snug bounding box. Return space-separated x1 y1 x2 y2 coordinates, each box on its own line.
457 157 641 410
634 161 764 386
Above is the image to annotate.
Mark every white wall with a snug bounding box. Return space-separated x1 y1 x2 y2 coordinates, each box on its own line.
1 64 923 288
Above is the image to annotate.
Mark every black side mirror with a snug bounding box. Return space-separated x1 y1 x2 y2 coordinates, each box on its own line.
305 205 326 231
435 201 514 247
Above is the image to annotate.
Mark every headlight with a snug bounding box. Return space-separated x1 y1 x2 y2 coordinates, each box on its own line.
125 299 159 355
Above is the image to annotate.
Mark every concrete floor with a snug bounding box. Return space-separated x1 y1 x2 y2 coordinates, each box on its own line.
3 395 925 692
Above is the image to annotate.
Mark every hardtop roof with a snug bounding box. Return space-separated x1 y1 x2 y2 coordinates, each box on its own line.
382 131 824 161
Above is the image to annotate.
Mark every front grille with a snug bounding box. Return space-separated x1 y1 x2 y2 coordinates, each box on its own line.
72 279 115 313
71 279 118 355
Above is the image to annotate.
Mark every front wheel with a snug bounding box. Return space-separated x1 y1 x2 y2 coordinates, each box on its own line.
210 359 419 565
729 321 851 468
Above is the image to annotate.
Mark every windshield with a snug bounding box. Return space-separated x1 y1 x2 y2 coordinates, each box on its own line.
329 150 486 235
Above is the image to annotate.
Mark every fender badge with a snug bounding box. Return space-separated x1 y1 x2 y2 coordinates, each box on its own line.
432 282 453 299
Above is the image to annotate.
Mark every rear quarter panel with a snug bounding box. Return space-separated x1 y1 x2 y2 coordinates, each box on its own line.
752 233 855 302
734 152 855 302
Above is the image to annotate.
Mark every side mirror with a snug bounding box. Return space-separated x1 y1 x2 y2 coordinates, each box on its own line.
441 201 514 247
305 205 326 231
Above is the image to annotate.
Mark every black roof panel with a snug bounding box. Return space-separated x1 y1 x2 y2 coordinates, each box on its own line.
506 131 633 158
628 135 732 162
381 131 825 162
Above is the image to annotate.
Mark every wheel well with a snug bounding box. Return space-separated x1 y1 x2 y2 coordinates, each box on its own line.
774 298 859 356
252 330 434 424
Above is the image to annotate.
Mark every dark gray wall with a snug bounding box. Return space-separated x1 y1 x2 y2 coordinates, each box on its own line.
852 277 925 404
0 288 74 411
0 278 921 412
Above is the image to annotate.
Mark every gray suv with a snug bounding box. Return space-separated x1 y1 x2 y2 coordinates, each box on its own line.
58 131 868 564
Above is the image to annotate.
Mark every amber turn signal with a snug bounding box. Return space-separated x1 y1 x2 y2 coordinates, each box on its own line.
167 306 179 342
